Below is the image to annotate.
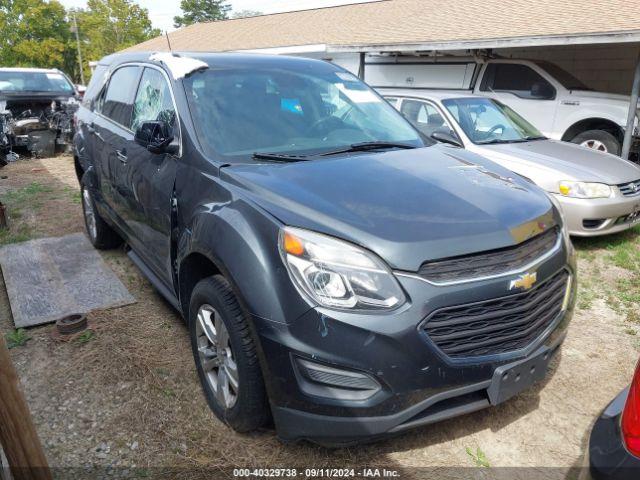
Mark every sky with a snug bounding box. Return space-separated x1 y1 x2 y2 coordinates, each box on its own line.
59 1 375 32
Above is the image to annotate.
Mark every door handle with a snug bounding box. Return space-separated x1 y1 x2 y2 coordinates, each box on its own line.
116 149 128 163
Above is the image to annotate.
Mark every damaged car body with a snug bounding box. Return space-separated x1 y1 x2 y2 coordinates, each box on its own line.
74 52 577 445
0 68 79 163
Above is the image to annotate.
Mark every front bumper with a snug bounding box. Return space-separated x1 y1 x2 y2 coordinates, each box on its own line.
553 193 640 237
254 243 576 444
589 387 640 480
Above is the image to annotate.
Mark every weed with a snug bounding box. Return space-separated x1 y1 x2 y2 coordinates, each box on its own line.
466 446 490 468
6 329 31 348
76 330 95 344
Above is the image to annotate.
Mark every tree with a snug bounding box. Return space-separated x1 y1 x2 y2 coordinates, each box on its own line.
75 0 160 81
0 0 73 73
231 9 262 19
174 0 230 28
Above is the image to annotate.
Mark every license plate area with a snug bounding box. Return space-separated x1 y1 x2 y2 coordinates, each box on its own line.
487 346 553 405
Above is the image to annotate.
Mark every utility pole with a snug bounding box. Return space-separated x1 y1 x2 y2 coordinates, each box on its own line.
0 335 52 480
70 11 85 86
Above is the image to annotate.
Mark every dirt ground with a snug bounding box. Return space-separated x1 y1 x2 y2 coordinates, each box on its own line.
1 155 639 479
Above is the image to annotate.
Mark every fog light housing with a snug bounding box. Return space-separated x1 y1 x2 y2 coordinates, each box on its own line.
294 357 381 401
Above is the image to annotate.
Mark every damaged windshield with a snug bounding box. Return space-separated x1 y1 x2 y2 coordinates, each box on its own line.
0 71 74 94
183 65 425 159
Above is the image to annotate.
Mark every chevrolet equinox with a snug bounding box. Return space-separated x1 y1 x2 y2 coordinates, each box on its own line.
73 52 577 445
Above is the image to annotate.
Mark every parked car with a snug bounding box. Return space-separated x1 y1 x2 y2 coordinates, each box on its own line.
380 90 640 237
588 358 640 479
366 58 640 156
74 52 576 444
0 67 79 158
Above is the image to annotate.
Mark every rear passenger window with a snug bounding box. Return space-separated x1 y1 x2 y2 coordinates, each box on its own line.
100 66 140 128
131 68 178 136
399 99 454 138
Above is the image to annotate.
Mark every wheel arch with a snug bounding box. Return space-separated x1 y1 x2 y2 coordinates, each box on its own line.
561 117 624 144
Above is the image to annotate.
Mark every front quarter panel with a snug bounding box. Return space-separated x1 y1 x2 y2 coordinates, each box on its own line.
175 163 312 325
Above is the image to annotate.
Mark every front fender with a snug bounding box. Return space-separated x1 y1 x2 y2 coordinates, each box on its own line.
177 196 313 325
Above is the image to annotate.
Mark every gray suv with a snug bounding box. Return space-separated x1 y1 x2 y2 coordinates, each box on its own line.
73 52 576 445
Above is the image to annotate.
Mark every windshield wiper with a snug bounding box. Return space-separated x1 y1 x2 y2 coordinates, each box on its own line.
522 135 547 141
318 141 418 157
252 152 309 162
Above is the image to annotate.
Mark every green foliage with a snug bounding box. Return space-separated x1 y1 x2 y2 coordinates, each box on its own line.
6 328 31 349
0 0 160 83
174 0 230 28
76 330 95 344
466 446 490 467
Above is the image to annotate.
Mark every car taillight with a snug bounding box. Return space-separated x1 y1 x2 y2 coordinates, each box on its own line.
622 359 640 457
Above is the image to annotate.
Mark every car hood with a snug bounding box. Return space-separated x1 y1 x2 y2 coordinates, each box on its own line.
476 140 640 185
220 146 556 271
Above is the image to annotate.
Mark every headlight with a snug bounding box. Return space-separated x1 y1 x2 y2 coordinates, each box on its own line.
279 227 406 310
558 181 611 199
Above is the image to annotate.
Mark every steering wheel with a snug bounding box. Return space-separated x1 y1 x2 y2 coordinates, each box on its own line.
306 115 345 136
486 124 506 137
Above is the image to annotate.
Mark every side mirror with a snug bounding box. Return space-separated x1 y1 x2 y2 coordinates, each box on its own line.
134 120 178 155
431 130 463 148
530 82 554 100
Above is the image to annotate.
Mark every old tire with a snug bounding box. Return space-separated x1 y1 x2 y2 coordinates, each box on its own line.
571 129 621 155
189 275 269 433
81 182 122 250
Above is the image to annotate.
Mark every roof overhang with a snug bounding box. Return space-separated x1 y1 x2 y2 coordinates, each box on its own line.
233 43 328 55
328 29 640 53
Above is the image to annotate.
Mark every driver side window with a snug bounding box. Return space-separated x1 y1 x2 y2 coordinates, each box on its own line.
131 67 178 138
481 64 556 100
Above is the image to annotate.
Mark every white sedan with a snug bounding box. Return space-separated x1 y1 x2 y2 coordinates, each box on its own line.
379 89 640 237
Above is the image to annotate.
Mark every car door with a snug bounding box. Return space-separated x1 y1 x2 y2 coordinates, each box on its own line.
478 63 558 137
122 66 180 282
91 65 141 234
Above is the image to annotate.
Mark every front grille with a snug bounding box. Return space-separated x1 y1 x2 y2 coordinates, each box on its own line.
618 179 640 197
422 269 569 358
418 228 559 283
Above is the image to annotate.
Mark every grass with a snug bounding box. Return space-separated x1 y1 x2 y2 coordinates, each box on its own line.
573 226 640 330
5 328 31 349
76 330 95 344
466 446 490 467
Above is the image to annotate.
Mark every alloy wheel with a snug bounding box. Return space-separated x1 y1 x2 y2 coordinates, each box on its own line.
580 139 607 152
195 304 239 409
82 187 97 240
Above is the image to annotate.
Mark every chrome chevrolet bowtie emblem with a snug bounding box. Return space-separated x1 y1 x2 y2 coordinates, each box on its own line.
509 272 538 291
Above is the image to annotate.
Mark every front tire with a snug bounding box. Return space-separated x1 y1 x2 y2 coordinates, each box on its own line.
189 275 269 432
571 129 621 155
81 182 122 249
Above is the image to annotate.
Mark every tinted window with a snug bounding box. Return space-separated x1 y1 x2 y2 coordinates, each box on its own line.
131 68 177 136
83 64 108 107
399 99 454 138
101 66 139 127
184 66 423 159
481 64 555 99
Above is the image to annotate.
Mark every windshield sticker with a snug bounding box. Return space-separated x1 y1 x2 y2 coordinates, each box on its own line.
46 73 63 80
281 98 303 115
336 83 381 104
